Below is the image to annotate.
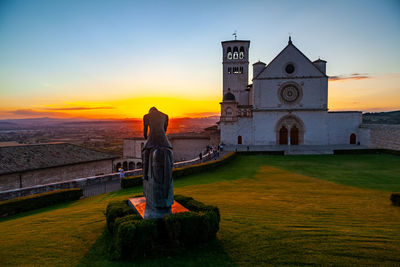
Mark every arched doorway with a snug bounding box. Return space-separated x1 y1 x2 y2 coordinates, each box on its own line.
137 162 142 169
279 126 288 144
290 125 299 145
123 161 128 170
238 136 242 144
129 162 134 170
115 162 122 172
350 133 356 144
275 114 305 145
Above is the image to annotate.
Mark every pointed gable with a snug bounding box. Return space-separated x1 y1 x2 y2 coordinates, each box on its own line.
254 41 327 79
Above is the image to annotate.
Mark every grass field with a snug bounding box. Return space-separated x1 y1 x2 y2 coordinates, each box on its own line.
0 154 399 266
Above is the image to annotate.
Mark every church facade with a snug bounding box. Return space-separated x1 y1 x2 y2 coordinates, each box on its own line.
219 38 362 147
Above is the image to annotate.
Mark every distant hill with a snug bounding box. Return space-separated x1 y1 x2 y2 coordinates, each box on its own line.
0 116 220 133
363 110 400 124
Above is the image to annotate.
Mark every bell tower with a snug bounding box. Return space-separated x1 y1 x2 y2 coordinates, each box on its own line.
221 39 250 105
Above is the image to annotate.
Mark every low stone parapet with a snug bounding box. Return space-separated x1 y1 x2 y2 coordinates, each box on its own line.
0 152 213 201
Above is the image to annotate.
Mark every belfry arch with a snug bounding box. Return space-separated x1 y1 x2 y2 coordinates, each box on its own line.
275 114 305 145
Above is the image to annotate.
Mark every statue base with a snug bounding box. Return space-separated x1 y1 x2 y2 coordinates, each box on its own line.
128 197 189 219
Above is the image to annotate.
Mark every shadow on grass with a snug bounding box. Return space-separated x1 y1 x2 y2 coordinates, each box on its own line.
0 200 79 223
78 226 236 267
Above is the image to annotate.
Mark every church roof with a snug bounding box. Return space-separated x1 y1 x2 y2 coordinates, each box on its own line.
221 40 250 44
313 58 327 63
253 61 266 65
223 92 236 101
0 143 118 175
253 38 328 80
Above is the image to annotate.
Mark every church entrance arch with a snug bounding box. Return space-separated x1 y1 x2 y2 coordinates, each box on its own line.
238 136 242 144
290 125 299 145
115 162 122 172
275 114 305 145
350 133 356 144
279 126 288 144
129 161 134 170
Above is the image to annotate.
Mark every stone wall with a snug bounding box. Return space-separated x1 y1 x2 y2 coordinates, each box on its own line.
170 138 210 162
0 159 113 192
360 124 400 150
124 136 212 163
0 152 213 201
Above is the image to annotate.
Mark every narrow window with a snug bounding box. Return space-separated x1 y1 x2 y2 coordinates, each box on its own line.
350 133 356 144
227 47 232 59
233 47 239 59
238 136 242 144
239 46 244 59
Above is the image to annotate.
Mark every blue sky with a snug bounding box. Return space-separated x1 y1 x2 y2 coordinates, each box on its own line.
0 0 399 118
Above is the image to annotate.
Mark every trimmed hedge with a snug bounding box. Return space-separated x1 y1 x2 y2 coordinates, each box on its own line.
120 152 237 189
237 151 284 155
334 149 400 155
120 175 142 189
106 195 220 260
391 193 400 206
105 199 135 232
110 216 158 259
172 152 236 179
0 188 83 217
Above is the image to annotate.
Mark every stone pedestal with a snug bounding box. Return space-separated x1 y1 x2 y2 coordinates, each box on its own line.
128 197 189 218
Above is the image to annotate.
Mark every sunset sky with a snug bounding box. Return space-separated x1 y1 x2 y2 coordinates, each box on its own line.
0 0 399 119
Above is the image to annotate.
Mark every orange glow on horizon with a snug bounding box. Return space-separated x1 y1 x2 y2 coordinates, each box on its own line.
0 74 399 120
0 96 221 119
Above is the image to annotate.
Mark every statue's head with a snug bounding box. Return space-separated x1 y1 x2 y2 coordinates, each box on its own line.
149 107 158 113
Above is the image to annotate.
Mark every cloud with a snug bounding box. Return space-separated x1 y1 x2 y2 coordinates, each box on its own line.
329 73 371 81
43 106 115 111
9 109 67 117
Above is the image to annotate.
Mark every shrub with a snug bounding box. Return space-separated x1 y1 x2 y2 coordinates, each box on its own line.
172 152 236 179
173 195 220 240
105 200 134 232
106 195 220 260
113 214 142 233
0 188 83 218
120 175 142 189
163 211 204 246
120 152 237 189
237 151 284 155
391 193 400 206
110 216 158 260
334 149 400 155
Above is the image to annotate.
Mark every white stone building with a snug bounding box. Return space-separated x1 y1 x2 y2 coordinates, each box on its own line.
119 126 220 170
219 37 362 148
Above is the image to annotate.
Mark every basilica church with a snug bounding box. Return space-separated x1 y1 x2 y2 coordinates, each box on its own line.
219 37 362 147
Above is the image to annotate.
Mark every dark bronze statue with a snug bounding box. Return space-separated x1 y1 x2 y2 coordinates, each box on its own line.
142 107 174 219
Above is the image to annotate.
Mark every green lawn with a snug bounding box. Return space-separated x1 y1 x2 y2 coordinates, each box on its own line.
0 154 399 266
253 154 400 191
